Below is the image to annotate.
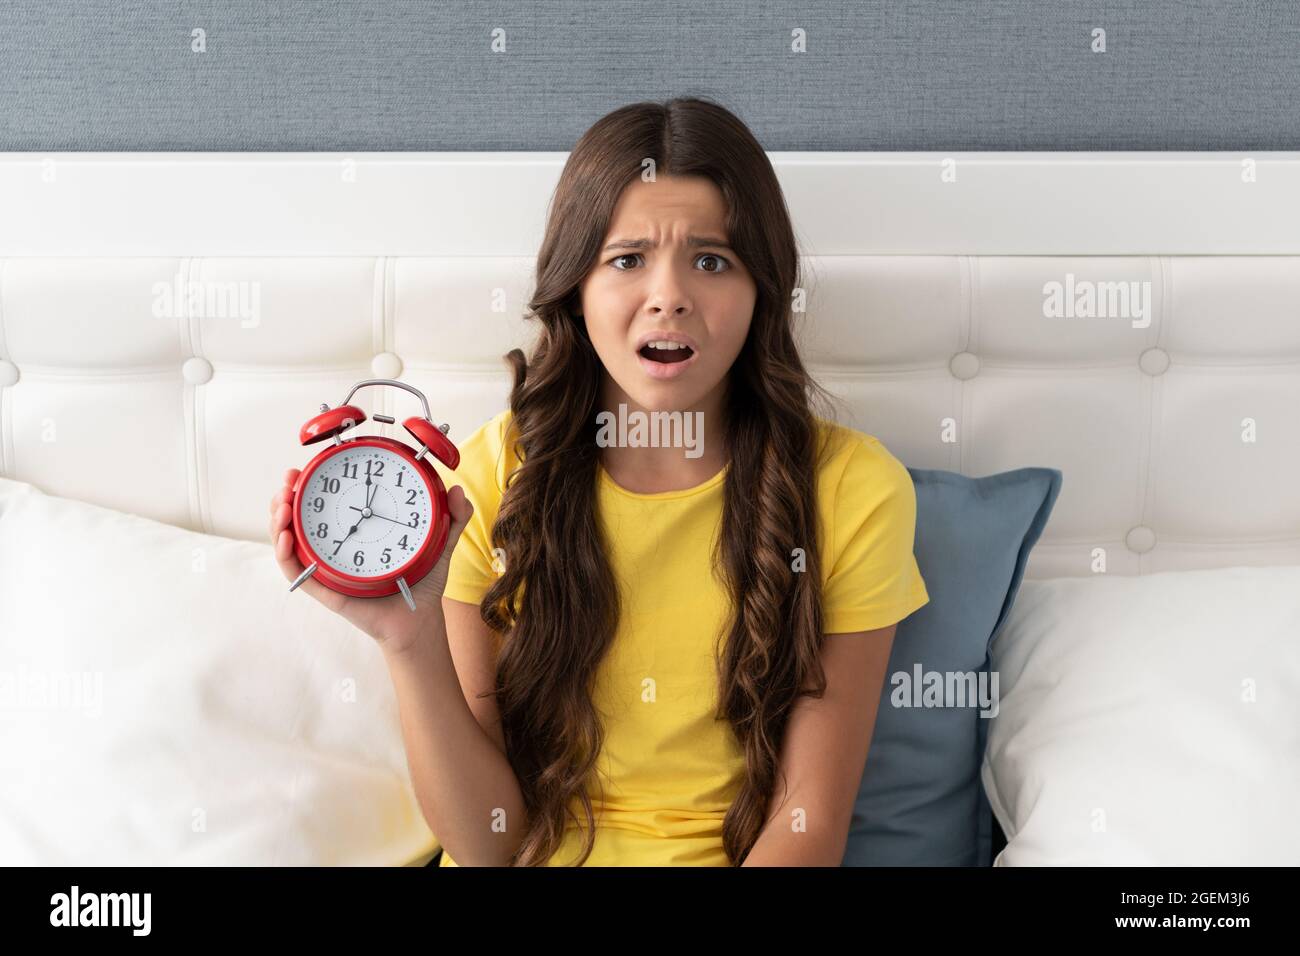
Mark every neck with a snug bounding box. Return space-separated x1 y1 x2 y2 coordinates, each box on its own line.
595 380 728 494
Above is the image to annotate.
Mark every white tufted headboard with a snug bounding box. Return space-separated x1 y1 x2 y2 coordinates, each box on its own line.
1 152 1298 579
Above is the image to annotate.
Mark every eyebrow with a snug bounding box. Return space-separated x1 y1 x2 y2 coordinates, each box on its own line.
602 235 734 253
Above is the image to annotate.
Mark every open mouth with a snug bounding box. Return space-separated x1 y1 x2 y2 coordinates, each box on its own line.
638 342 695 364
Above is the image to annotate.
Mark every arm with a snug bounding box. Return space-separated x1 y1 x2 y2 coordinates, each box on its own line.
380 597 526 866
740 622 897 867
271 473 526 865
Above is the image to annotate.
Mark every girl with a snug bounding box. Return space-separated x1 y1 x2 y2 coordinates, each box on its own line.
268 96 929 867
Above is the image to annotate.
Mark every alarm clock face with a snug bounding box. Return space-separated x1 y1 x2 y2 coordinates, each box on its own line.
300 445 435 578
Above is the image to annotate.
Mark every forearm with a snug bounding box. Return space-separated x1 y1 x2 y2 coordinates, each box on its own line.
381 616 526 866
741 800 851 866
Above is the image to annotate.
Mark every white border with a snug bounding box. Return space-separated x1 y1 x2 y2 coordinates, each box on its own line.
1 151 1298 256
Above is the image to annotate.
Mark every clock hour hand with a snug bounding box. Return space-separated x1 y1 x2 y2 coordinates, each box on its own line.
343 479 380 525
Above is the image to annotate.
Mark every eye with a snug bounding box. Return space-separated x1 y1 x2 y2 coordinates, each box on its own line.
606 252 733 272
609 253 642 270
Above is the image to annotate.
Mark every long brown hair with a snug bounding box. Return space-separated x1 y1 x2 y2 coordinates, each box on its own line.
480 96 841 865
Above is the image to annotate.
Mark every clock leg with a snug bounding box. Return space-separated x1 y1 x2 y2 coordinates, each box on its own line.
396 575 417 612
288 562 318 592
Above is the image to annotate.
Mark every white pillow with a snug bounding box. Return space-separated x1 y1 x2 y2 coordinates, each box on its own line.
0 476 436 865
981 564 1300 865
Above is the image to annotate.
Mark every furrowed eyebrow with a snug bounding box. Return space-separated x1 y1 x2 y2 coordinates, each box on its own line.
602 235 734 252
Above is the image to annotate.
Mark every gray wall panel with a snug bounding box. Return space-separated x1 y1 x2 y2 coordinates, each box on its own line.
1 0 1296 151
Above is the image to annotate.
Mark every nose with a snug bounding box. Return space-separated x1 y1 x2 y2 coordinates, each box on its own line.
643 258 693 317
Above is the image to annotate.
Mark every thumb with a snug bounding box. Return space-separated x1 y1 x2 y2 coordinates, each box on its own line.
420 485 474 597
445 484 474 542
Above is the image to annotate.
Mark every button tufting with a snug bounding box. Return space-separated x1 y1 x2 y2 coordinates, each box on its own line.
0 359 18 387
1138 347 1170 376
371 352 403 379
948 351 981 380
1125 525 1157 554
182 357 213 385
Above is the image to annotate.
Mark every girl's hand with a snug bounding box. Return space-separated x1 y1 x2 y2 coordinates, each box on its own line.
268 467 474 650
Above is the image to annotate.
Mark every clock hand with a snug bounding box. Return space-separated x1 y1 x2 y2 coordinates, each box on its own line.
332 521 360 556
347 479 378 524
348 505 410 527
331 483 373 556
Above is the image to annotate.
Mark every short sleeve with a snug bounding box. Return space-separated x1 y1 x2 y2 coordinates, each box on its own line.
440 411 510 606
821 436 930 634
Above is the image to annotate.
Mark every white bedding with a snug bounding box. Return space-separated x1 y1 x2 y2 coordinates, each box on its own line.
982 564 1300 865
0 476 435 865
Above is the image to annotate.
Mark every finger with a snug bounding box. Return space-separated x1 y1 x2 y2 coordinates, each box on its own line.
430 487 474 575
274 527 311 586
274 527 341 608
275 526 297 565
283 467 301 486
269 500 292 544
446 485 474 529
270 482 296 516
272 526 295 579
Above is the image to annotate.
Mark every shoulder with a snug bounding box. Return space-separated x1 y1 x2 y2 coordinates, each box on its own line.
812 416 918 554
812 416 914 501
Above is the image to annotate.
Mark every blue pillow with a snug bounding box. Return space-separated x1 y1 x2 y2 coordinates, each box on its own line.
841 466 1061 866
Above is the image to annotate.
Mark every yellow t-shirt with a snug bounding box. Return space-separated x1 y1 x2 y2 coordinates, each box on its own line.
434 408 929 866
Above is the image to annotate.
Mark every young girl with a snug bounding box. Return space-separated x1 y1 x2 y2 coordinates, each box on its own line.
268 96 929 867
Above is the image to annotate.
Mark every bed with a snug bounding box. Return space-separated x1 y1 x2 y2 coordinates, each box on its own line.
1 151 1296 865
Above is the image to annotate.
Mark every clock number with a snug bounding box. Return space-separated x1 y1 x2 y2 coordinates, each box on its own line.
398 535 409 550
331 539 345 556
343 462 359 480
406 489 417 505
408 511 420 528
382 548 392 563
316 522 328 538
319 476 340 494
396 470 404 488
366 459 385 478
312 497 324 513
353 550 365 567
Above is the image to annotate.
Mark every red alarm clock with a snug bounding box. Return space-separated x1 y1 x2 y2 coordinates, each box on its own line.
286 378 460 612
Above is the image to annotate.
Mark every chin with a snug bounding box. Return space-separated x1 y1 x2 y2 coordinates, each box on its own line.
626 383 709 413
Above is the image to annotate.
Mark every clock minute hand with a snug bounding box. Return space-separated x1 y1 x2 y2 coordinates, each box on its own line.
348 505 408 527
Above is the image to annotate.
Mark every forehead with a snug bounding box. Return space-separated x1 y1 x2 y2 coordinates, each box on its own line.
604 175 728 235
